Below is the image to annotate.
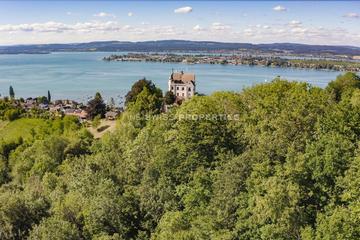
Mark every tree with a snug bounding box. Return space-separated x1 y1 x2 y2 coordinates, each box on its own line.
9 86 15 99
5 109 21 121
164 91 176 105
29 218 80 240
125 78 162 106
36 96 48 104
109 97 116 109
92 115 101 128
326 72 360 101
47 90 51 103
87 92 106 119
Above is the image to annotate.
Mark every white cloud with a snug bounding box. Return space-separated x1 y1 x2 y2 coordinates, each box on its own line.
291 27 307 34
273 5 287 12
193 25 202 31
66 12 73 16
128 12 133 17
212 22 230 31
343 12 359 18
93 12 116 18
289 20 302 27
244 28 254 36
0 21 123 33
174 6 193 14
0 21 72 33
0 19 360 47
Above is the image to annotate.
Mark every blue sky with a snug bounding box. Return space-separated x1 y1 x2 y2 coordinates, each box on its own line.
0 1 359 46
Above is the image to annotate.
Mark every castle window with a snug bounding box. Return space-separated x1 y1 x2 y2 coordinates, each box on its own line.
171 86 174 90
177 93 179 96
188 87 191 91
182 93 184 96
182 87 184 90
177 87 179 90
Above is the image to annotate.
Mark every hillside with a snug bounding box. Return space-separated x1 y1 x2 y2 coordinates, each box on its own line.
0 118 48 142
1 40 360 56
1 73 360 239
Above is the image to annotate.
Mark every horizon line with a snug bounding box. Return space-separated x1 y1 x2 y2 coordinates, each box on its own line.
1 39 360 48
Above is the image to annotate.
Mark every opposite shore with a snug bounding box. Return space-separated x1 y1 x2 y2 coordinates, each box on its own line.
103 53 360 72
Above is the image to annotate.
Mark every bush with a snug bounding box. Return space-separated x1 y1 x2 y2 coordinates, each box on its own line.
164 91 176 105
97 125 110 132
92 115 101 128
5 109 21 121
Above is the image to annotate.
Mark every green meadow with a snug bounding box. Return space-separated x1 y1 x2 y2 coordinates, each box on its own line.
0 118 48 142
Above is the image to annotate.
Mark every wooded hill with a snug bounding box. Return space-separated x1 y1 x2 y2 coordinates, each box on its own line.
1 40 360 56
1 73 360 239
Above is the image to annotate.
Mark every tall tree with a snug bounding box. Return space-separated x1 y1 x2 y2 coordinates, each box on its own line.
9 86 15 99
47 90 51 103
125 78 162 106
86 92 106 119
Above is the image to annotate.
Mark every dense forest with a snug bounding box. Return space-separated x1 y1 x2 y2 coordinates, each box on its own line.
1 72 360 239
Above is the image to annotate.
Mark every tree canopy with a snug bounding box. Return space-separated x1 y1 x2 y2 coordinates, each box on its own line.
125 78 163 106
0 73 360 239
87 92 106 119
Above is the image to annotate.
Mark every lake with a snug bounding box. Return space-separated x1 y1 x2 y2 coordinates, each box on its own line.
0 52 346 104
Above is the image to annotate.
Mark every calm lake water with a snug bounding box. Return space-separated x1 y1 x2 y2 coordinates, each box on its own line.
0 52 346 104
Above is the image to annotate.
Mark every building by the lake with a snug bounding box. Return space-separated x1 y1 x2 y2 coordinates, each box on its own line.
168 71 196 99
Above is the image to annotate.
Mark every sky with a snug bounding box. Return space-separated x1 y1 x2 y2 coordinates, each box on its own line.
0 1 359 46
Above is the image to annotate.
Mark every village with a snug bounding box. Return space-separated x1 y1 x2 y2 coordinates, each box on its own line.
1 71 196 126
3 97 121 121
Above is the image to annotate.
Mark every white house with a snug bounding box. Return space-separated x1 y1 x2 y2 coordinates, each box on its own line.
168 71 196 99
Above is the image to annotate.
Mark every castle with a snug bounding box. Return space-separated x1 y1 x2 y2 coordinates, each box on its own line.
168 71 196 100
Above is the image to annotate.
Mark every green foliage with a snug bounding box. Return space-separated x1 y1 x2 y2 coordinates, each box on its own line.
125 78 163 106
87 92 106 119
29 217 81 240
0 99 23 120
92 114 102 128
47 90 51 103
0 181 49 239
4 108 21 121
0 118 47 142
36 96 48 104
326 72 360 101
164 91 176 105
9 85 15 99
1 75 360 239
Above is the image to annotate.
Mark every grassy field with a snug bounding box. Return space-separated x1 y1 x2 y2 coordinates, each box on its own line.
0 118 48 142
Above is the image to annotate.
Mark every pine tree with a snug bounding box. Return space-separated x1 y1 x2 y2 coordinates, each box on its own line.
9 86 15 99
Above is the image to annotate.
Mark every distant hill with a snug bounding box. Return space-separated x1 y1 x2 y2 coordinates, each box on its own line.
1 40 360 56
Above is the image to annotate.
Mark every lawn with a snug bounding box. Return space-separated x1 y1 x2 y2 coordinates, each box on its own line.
0 118 48 142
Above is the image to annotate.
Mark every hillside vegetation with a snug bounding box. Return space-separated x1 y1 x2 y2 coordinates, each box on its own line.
2 40 360 55
1 73 360 239
0 118 48 142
